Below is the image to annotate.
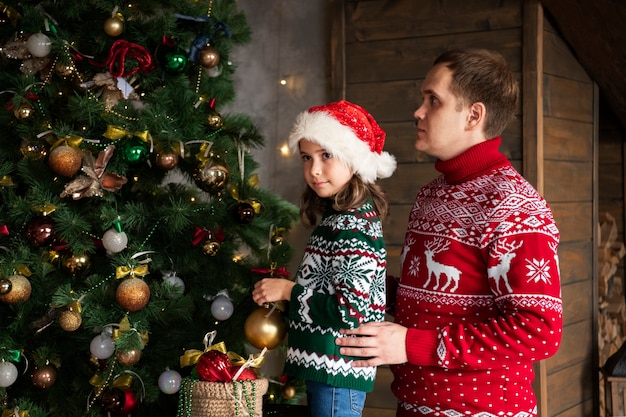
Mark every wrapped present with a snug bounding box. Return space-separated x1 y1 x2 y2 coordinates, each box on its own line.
177 331 268 417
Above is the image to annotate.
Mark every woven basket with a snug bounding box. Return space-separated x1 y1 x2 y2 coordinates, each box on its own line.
178 378 269 417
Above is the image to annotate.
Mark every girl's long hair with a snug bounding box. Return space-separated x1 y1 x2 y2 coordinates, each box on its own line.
299 175 389 228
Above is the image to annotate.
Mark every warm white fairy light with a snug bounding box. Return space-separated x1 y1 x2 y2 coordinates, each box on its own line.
279 144 289 156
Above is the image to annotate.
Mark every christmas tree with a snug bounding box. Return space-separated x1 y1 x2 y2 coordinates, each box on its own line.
0 0 300 416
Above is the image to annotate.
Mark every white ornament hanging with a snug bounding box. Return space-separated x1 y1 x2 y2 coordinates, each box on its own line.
26 33 52 58
207 289 234 321
102 228 128 254
158 369 182 394
0 361 19 387
90 332 115 359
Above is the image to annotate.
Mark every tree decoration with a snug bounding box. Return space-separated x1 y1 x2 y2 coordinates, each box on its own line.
60 251 92 277
194 154 229 194
0 360 19 388
20 137 47 160
25 215 56 247
116 349 141 366
60 145 128 200
48 141 83 177
13 101 35 119
244 305 287 350
31 363 57 389
155 149 179 170
206 289 234 321
58 301 83 331
235 201 255 224
0 274 32 304
90 331 115 360
205 97 223 129
120 137 150 164
162 270 185 297
102 219 128 254
99 372 144 415
116 275 150 312
192 226 224 256
104 9 124 37
197 45 220 69
26 32 52 57
158 368 181 394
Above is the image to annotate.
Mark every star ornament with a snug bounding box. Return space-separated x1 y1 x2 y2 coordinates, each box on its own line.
60 145 127 199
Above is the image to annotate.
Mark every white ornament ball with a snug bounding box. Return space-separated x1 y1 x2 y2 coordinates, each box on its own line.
102 229 128 254
162 271 185 297
90 333 115 359
158 369 182 394
205 65 222 78
210 294 234 321
0 361 19 388
26 33 52 58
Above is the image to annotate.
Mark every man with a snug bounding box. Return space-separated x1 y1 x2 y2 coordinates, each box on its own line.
335 48 562 417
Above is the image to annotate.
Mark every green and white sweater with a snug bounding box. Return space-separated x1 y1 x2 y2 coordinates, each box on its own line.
284 201 387 392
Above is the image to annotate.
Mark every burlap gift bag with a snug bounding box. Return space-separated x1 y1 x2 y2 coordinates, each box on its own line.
177 377 269 417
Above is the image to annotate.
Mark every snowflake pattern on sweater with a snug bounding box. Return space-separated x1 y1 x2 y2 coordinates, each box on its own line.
391 138 562 417
285 201 387 392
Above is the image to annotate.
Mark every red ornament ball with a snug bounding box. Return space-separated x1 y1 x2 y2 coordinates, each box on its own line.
196 350 233 382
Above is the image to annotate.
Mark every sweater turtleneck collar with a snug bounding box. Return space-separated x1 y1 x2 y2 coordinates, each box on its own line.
434 137 510 184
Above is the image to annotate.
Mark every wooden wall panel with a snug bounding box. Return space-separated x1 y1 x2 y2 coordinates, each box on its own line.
547 364 595 416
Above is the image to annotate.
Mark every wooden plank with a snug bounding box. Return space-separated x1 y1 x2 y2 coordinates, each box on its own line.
544 117 594 162
543 161 593 202
558 240 593 285
543 75 594 122
600 163 624 201
552 398 594 417
330 0 345 100
543 28 591 83
345 28 522 84
561 280 594 325
344 0 522 42
546 362 594 416
346 80 421 123
546 202 593 243
379 163 439 205
546 319 593 372
384 203 412 246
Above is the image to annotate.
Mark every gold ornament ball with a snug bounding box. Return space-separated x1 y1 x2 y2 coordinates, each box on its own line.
244 306 287 350
14 103 35 120
61 252 92 277
197 46 220 69
20 139 47 160
0 279 12 295
116 349 142 366
116 278 151 312
0 274 31 304
48 145 82 177
58 308 82 332
104 16 124 37
205 112 223 129
281 384 296 400
202 239 220 256
194 158 230 194
155 152 179 170
32 364 57 389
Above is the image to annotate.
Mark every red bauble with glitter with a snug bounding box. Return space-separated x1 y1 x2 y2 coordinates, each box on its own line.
196 350 233 382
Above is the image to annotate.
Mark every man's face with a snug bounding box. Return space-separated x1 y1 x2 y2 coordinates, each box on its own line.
413 64 474 161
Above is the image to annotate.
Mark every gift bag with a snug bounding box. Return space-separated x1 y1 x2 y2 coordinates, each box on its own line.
178 377 269 417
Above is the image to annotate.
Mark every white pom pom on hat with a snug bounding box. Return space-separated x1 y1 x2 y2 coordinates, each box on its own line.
288 100 397 184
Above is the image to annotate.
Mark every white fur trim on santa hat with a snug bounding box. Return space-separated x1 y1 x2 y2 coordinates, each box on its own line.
288 110 396 184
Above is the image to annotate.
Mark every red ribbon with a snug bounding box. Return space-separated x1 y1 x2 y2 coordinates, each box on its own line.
192 226 225 246
0 225 8 235
92 39 155 78
251 267 290 278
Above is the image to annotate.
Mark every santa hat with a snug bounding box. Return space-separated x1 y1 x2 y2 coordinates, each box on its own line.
288 100 396 184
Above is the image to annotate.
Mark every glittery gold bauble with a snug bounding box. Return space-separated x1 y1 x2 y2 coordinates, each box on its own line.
0 274 31 304
104 16 124 37
281 384 296 400
32 364 57 389
244 306 287 350
155 152 179 170
197 45 220 69
116 349 142 366
58 308 82 331
14 103 34 120
205 112 223 129
193 157 229 194
48 145 82 177
116 278 151 312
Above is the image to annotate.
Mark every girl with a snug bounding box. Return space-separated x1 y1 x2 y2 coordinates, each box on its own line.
252 100 396 417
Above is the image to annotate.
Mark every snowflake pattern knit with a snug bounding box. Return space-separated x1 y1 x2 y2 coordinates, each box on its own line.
285 201 387 392
391 138 562 417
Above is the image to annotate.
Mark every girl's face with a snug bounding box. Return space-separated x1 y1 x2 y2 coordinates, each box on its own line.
299 139 353 198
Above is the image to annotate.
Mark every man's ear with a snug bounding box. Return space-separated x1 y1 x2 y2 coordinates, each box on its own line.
466 102 486 130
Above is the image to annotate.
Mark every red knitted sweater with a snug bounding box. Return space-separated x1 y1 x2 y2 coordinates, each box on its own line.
391 138 562 417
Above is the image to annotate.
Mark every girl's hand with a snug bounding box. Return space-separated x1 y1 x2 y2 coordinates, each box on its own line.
252 278 295 306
